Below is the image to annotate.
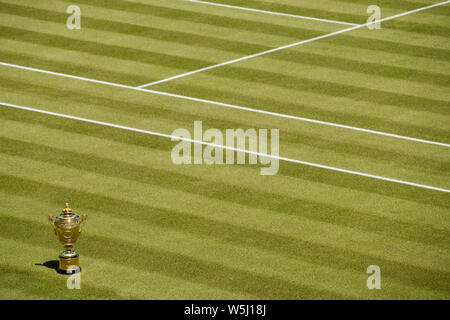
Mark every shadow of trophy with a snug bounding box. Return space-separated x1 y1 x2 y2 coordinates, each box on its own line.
35 260 59 272
48 203 87 275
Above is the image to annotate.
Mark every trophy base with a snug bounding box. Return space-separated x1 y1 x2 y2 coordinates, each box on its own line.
58 252 81 275
57 266 81 275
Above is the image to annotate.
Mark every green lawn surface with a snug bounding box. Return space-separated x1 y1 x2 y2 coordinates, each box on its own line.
0 0 449 299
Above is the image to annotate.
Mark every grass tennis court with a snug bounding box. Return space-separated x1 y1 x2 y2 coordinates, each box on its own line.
0 0 449 299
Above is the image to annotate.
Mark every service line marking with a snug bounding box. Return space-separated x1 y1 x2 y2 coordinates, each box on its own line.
1 61 449 148
1 101 449 193
186 0 359 26
139 0 450 88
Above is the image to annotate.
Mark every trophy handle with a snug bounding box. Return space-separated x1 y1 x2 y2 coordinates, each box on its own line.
48 215 55 225
48 215 56 235
78 214 88 232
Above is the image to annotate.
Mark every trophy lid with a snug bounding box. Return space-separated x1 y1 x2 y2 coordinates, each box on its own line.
62 203 73 215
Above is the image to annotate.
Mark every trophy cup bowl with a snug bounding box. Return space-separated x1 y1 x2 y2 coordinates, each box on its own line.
48 203 87 275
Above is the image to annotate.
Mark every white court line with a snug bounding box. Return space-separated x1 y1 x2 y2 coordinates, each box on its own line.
1 101 449 193
186 0 359 26
139 0 450 88
1 61 449 148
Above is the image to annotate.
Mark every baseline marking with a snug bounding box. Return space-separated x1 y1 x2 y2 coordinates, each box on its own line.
1 61 449 148
186 0 359 26
138 0 450 88
1 101 449 193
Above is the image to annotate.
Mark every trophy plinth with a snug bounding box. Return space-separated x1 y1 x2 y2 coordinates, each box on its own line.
48 203 87 275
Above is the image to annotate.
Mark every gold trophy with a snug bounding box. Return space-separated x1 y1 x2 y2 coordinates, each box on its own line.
48 203 87 274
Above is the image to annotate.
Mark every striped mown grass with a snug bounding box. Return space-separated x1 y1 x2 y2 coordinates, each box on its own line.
0 0 449 299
